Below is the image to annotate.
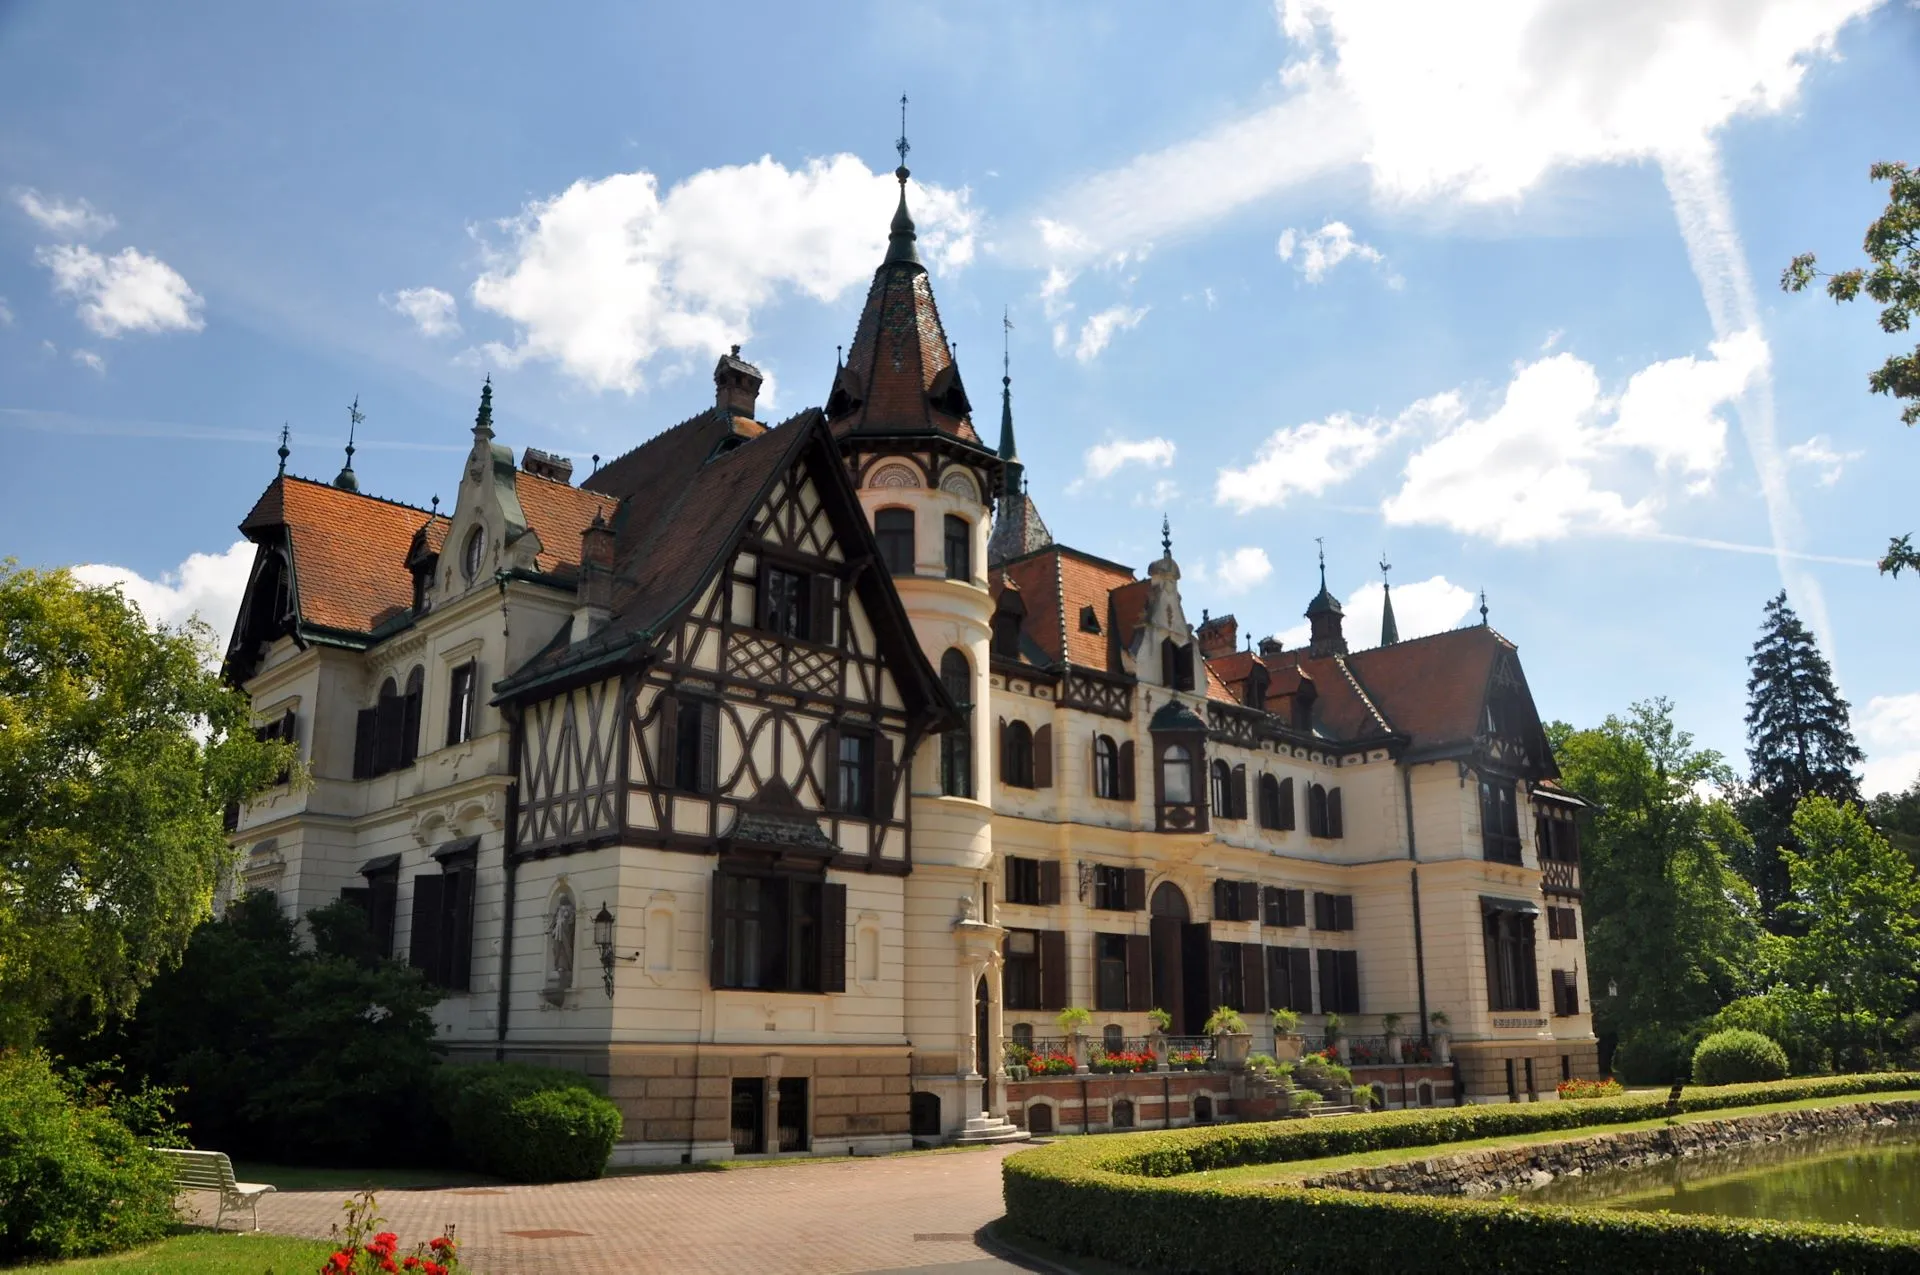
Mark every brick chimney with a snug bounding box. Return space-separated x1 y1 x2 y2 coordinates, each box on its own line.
714 345 763 421
1195 611 1238 660
572 509 615 642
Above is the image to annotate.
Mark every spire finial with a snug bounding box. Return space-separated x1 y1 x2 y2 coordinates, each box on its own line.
1379 554 1400 646
1003 306 1012 386
895 93 910 179
1480 590 1490 626
883 95 921 266
431 494 440 517
1161 515 1172 557
276 423 290 476
333 396 363 491
473 376 494 440
1316 536 1327 590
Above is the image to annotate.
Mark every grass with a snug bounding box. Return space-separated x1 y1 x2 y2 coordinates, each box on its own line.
1193 1088 1920 1186
229 1163 503 1192
7 1231 331 1274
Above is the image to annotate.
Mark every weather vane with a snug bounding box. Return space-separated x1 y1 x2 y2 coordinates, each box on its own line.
1162 515 1172 556
276 423 290 476
1003 306 1013 380
896 93 910 172
1380 554 1391 581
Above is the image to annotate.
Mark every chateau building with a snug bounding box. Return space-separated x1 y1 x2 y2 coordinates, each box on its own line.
223 151 1596 1163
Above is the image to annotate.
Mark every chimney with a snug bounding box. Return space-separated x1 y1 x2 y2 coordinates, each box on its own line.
1195 611 1238 660
714 345 763 420
521 447 574 484
1258 636 1285 658
572 509 615 642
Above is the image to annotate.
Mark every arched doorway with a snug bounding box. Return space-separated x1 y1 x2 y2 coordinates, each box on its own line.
1150 882 1210 1036
975 976 991 1113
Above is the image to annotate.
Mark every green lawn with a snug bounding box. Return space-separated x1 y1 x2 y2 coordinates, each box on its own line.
1191 1089 1920 1186
229 1163 503 1192
7 1232 331 1274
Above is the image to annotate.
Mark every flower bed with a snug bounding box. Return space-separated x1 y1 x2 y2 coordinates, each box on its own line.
1026 1051 1076 1077
1001 1072 1920 1274
1091 1050 1157 1074
1168 1048 1209 1071
1558 1077 1626 1100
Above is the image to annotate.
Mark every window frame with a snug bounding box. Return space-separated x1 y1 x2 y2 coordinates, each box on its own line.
1161 744 1194 805
1003 928 1043 1011
1483 904 1541 1012
1093 735 1121 800
874 507 916 577
1003 720 1035 789
1095 933 1130 1012
445 660 477 747
942 514 971 581
835 730 875 816
711 867 839 995
939 649 973 798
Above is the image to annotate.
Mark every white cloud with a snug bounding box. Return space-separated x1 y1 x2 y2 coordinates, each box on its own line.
1209 547 1275 596
72 540 256 658
1276 220 1394 285
71 348 105 375
1071 304 1148 362
1785 433 1862 487
1382 333 1763 544
35 244 205 337
1134 478 1181 509
0 297 11 327
1075 437 1176 489
15 189 116 237
1860 693 1920 798
1215 391 1461 513
386 286 461 338
470 155 976 393
1341 575 1477 650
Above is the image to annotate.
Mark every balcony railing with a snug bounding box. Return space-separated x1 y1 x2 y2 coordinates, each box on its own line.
1542 857 1581 897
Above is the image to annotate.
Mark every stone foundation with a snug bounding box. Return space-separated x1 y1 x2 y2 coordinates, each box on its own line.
1451 1039 1601 1102
1302 1098 1920 1196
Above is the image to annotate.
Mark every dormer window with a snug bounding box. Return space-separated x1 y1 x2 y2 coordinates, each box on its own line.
462 526 487 583
1161 637 1194 691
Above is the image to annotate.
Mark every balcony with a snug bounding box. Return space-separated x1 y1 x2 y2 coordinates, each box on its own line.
1542 857 1581 898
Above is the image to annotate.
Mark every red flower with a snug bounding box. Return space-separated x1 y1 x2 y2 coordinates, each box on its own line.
327 1253 353 1273
430 1236 453 1253
404 1260 421 1271
423 1263 446 1275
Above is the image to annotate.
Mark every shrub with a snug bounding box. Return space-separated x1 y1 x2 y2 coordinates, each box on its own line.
1713 989 1831 1076
1001 1072 1920 1275
1610 1024 1692 1084
0 1051 175 1262
430 1064 620 1182
1693 1029 1790 1085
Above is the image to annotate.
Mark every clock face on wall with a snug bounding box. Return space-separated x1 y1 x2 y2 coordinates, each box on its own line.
463 525 487 583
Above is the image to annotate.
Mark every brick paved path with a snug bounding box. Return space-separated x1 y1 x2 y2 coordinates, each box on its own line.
250 1144 1037 1275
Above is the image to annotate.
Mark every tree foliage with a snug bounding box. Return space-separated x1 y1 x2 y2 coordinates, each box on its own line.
1782 160 1920 578
1551 699 1760 1072
1739 591 1862 921
1866 774 1920 871
0 564 294 1047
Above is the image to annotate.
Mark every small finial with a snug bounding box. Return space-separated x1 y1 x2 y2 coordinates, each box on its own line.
895 93 910 178
334 396 363 491
1380 554 1391 582
474 377 494 438
1003 306 1013 384
276 423 290 476
1480 590 1490 626
835 344 843 369
591 452 601 474
731 344 740 357
430 494 440 516
1161 515 1172 556
1316 536 1327 589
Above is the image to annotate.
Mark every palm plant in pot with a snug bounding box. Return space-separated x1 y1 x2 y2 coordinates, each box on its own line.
1147 1007 1173 1070
1057 1006 1093 1072
1205 1006 1251 1070
1323 1011 1351 1064
1270 1007 1305 1062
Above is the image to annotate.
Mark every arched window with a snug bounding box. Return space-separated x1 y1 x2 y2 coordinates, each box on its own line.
376 676 402 773
875 508 915 576
1102 1024 1124 1053
1210 760 1232 817
1161 744 1193 804
943 514 971 581
1093 735 1120 799
1111 1097 1135 1129
1004 720 1035 788
940 648 972 798
400 665 425 767
1258 774 1282 829
1011 1022 1034 1051
1308 783 1329 837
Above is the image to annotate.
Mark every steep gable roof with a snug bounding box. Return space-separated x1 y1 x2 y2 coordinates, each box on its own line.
987 544 1138 671
239 475 440 636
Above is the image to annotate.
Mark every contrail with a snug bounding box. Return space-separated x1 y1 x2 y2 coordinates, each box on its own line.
1659 145 1836 664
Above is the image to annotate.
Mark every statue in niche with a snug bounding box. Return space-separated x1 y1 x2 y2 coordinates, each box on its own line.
541 890 576 1006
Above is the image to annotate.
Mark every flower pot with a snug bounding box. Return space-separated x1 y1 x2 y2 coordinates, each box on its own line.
1434 1032 1452 1065
1386 1033 1404 1064
1273 1032 1305 1063
1214 1031 1253 1070
1334 1037 1352 1065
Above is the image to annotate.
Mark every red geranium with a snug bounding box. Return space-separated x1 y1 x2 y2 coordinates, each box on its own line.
321 1193 462 1275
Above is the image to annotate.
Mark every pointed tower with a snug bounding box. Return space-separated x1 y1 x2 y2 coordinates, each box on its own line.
1306 543 1348 658
986 321 1053 566
1379 557 1400 647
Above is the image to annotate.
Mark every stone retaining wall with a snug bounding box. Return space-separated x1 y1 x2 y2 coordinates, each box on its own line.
1302 1098 1920 1196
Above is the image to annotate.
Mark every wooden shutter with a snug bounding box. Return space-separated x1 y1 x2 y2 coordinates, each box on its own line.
1336 894 1355 932
1285 947 1311 1011
1266 948 1287 1009
408 875 446 984
1004 856 1018 901
400 687 422 767
1038 929 1068 1010
809 573 836 645
1213 879 1232 919
873 734 895 819
353 708 378 779
1339 950 1359 1013
1123 867 1147 912
1312 892 1330 930
1241 943 1268 1014
1278 777 1296 830
1118 741 1136 800
821 723 841 811
1038 859 1062 906
820 882 847 993
697 700 720 795
1231 766 1248 819
1262 887 1281 927
1126 933 1153 1010
997 717 1010 785
1327 787 1344 838
375 693 405 775
710 872 729 988
1033 724 1052 788
1286 889 1306 928
1563 907 1579 939
445 867 475 991
655 690 680 787
1235 881 1258 924
1316 949 1337 1015
1549 969 1568 1015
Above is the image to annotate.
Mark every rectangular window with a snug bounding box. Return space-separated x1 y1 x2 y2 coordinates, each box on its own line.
1003 929 1042 1010
1551 969 1580 1017
1311 892 1355 932
875 509 915 577
712 870 842 994
446 661 477 746
760 565 811 640
1213 941 1246 1011
1545 906 1579 940
340 856 400 959
1263 887 1307 928
1212 879 1258 923
1483 905 1540 1012
407 854 476 992
1267 946 1314 1012
1480 777 1523 864
1095 933 1130 1012
1005 857 1044 906
1316 948 1360 1014
1092 865 1130 911
835 732 874 815
943 515 971 582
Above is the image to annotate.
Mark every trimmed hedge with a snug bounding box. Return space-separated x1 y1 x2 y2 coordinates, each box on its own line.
430 1063 621 1182
1002 1072 1920 1274
1693 1029 1790 1086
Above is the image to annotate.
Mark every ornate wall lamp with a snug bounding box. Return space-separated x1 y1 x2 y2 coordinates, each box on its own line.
591 903 638 999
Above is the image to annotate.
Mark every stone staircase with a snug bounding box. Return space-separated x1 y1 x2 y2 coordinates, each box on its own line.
954 1112 1031 1145
1307 1103 1363 1118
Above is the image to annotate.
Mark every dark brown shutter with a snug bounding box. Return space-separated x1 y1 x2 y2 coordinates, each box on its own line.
1126 933 1152 1010
997 717 1010 785
1231 765 1248 819
1336 894 1355 932
1213 879 1231 919
655 690 679 787
1279 777 1295 830
1288 947 1312 1011
1033 724 1052 788
1312 892 1329 930
1327 787 1344 838
1564 971 1579 1016
1004 856 1018 901
821 882 847 993
400 685 422 767
810 573 836 645
697 700 720 794
1038 859 1062 906
353 708 378 779
821 723 841 810
1118 741 1136 800
1241 943 1268 1013
1286 889 1306 928
1038 929 1068 1010
1564 907 1579 939
408 875 446 984
445 867 475 991
1262 887 1281 927
1550 969 1567 1014
1123 867 1147 912
1236 881 1258 923
1340 950 1360 1012
376 692 405 774
873 733 895 820
710 872 728 987
1317 949 1337 1015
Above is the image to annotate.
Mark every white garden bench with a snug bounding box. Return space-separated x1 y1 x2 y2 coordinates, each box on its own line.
155 1148 276 1231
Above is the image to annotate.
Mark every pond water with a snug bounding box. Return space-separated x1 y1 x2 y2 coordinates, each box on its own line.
1524 1123 1920 1230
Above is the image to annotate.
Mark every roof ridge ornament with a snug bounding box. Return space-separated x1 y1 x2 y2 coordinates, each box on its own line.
1480 590 1490 627
276 423 289 477
1161 515 1172 557
883 93 921 267
1379 554 1400 647
333 395 362 492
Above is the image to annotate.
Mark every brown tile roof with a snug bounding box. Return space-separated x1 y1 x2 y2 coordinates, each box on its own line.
1109 579 1151 657
515 471 619 576
1344 625 1508 751
987 544 1138 671
827 248 985 447
240 476 439 635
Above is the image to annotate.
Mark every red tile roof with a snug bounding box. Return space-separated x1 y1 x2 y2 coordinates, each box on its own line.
515 472 620 576
241 476 439 634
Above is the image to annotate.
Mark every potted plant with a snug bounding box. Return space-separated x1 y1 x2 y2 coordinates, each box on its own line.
1430 1010 1452 1065
1270 1007 1305 1062
1324 1011 1351 1065
1382 1012 1404 1063
1056 1006 1093 1073
1205 1006 1252 1070
1147 1006 1174 1071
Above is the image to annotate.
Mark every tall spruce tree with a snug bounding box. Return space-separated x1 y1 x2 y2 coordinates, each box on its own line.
1740 591 1863 921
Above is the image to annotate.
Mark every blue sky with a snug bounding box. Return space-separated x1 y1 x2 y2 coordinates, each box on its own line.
3 1 1917 792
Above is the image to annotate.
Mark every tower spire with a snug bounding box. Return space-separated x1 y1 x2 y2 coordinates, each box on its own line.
276 423 289 477
884 93 920 267
1379 555 1399 646
998 307 1022 497
1305 537 1347 657
333 396 362 492
473 375 494 441
1480 590 1490 627
1161 515 1172 557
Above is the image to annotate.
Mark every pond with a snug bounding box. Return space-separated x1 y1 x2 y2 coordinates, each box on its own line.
1524 1123 1920 1230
